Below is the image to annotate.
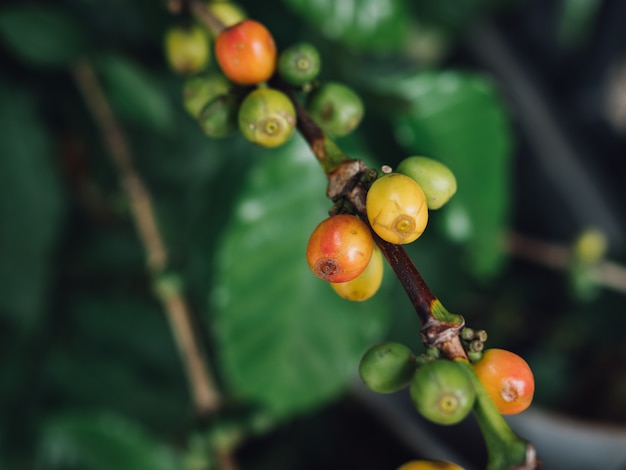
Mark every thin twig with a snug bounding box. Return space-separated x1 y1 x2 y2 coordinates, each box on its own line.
506 231 626 295
71 59 222 417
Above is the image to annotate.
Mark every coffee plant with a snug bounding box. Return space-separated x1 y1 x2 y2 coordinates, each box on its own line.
3 0 626 469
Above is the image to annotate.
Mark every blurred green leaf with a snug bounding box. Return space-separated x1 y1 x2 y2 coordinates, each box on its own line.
37 412 179 470
0 84 65 329
281 0 411 53
212 136 389 416
557 0 601 49
391 71 513 279
0 5 87 68
95 54 174 132
42 294 189 432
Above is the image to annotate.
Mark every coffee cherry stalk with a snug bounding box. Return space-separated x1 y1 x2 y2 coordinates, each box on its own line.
171 3 538 469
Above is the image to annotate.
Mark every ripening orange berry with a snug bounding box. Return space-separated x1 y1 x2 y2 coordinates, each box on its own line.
472 348 534 415
306 214 374 283
214 20 276 85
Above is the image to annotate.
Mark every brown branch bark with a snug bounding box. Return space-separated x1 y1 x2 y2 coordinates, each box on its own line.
72 59 222 417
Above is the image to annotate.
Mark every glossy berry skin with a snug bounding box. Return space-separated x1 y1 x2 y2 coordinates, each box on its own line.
278 42 321 86
306 214 374 283
238 88 296 147
366 173 428 245
359 342 415 394
307 82 364 136
410 359 476 425
397 156 457 210
472 349 534 415
165 25 210 75
215 20 276 85
397 461 464 470
330 244 383 301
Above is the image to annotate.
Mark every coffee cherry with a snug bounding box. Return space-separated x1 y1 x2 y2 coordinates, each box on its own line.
366 173 428 245
472 349 534 415
215 20 276 85
238 88 296 147
307 82 364 136
207 1 246 28
397 461 464 470
410 359 476 425
183 73 232 118
164 25 210 75
330 245 383 301
306 214 374 283
198 93 239 138
278 43 321 87
397 156 457 210
359 342 416 394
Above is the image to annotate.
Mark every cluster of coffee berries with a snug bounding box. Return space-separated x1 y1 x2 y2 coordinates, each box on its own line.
304 156 456 301
358 340 535 424
166 4 364 145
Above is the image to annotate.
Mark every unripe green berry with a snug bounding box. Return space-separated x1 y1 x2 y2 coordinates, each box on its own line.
397 156 457 210
183 73 231 118
410 359 475 425
359 342 416 394
198 93 239 138
164 25 210 75
278 42 321 86
238 88 296 147
307 82 364 137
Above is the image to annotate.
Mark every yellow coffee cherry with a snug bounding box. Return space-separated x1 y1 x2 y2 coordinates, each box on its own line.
207 1 247 28
397 460 464 470
330 245 383 301
366 173 428 244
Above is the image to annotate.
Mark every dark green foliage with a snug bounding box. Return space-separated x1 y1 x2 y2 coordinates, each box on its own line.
1 0 625 467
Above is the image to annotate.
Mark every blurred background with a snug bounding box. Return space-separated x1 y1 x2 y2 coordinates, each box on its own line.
1 0 626 469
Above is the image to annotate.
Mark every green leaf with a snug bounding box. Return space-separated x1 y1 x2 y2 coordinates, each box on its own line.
37 412 179 470
212 136 389 416
557 0 601 49
95 54 174 132
391 71 513 279
0 84 65 329
281 0 411 53
0 5 87 68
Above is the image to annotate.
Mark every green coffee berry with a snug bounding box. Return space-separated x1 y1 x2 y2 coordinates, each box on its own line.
396 156 457 210
183 73 232 118
278 42 321 86
307 82 364 137
410 359 475 425
164 24 210 75
238 88 296 147
359 342 416 394
198 93 239 138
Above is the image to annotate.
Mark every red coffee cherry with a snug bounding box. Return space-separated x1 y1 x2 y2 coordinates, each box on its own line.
215 20 276 85
306 214 374 283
